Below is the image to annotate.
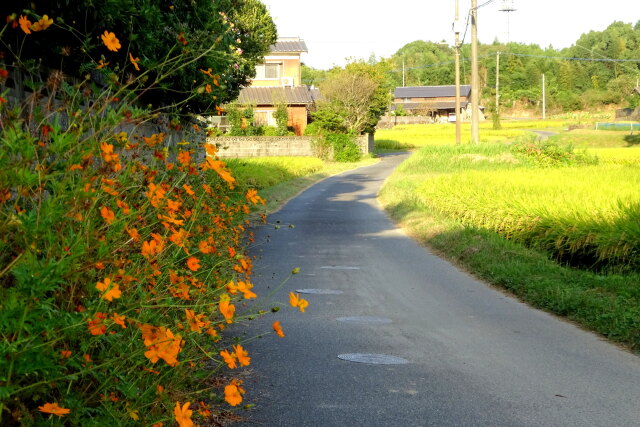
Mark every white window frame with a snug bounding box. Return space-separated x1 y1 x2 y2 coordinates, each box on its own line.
255 62 281 80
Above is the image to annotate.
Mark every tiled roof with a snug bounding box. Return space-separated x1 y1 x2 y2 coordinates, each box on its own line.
237 86 315 105
391 101 469 111
309 88 323 102
270 39 308 53
394 85 472 98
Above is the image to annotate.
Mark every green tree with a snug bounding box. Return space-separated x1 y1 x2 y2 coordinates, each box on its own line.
1 0 277 114
316 60 390 135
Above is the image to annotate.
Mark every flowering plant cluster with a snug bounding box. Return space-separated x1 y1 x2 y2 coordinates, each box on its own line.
0 8 305 426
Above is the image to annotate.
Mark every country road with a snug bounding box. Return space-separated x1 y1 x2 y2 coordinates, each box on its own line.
238 152 640 426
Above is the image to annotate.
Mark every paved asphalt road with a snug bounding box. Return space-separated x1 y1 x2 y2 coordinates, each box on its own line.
238 152 640 426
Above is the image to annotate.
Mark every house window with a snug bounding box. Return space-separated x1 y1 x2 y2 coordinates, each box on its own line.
255 63 280 80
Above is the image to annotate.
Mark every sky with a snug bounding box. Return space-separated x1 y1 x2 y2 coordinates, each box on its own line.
260 0 640 70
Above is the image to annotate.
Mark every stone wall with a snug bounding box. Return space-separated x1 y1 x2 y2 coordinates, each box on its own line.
210 134 373 158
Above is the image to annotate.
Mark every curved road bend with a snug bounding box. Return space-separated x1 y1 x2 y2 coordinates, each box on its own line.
239 152 640 426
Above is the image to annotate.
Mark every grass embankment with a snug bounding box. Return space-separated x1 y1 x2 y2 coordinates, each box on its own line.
227 156 379 213
378 126 640 351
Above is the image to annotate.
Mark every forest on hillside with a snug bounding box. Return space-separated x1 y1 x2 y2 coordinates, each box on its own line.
303 21 640 113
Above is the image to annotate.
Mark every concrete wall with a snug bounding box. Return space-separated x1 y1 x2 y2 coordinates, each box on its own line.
211 134 373 158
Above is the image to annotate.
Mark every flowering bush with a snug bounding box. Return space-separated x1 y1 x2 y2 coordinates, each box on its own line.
0 9 305 426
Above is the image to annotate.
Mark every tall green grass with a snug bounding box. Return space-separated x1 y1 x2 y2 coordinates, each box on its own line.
226 157 325 189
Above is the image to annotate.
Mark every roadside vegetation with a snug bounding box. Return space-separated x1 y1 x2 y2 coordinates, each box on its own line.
228 156 378 213
378 124 640 351
0 4 314 426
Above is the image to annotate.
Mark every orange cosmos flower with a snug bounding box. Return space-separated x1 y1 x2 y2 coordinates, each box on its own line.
116 199 130 214
219 295 235 324
32 15 53 31
100 206 115 224
142 132 165 147
96 59 110 69
183 184 195 196
141 325 182 366
203 157 236 189
198 240 214 254
216 105 225 115
237 281 257 299
112 313 127 328
227 246 236 258
101 31 121 51
166 199 182 212
224 379 244 407
177 32 188 46
96 277 122 301
205 143 218 157
177 150 191 165
245 189 265 205
129 53 140 71
220 349 237 369
60 350 72 358
18 15 32 34
225 280 238 295
126 227 141 242
186 256 200 271
289 292 309 313
272 321 285 338
199 68 214 78
38 402 70 417
233 344 250 367
205 83 212 93
100 141 118 162
141 237 164 257
87 312 107 335
174 401 194 427
185 309 208 333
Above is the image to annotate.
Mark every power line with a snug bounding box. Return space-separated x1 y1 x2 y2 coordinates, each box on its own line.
502 52 640 63
476 0 497 9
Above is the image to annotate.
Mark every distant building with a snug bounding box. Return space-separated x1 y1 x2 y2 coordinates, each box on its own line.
391 85 483 121
235 37 315 135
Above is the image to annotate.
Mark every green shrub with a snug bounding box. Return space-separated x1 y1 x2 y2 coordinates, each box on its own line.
303 122 323 136
0 9 304 426
0 0 277 114
327 133 361 162
510 134 598 167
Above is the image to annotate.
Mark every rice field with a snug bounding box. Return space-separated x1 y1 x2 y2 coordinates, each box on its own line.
589 147 640 165
378 125 640 349
382 138 640 272
375 120 572 149
414 164 640 270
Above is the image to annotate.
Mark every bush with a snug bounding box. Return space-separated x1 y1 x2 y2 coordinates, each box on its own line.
303 121 323 136
0 0 277 114
327 133 361 162
510 134 598 167
0 11 305 426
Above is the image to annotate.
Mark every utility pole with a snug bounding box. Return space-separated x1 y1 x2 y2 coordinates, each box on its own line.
454 0 461 145
542 73 546 120
402 60 405 87
495 51 500 116
471 0 480 144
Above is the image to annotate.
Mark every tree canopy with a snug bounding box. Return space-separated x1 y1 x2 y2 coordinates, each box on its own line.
381 21 640 111
1 0 277 114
